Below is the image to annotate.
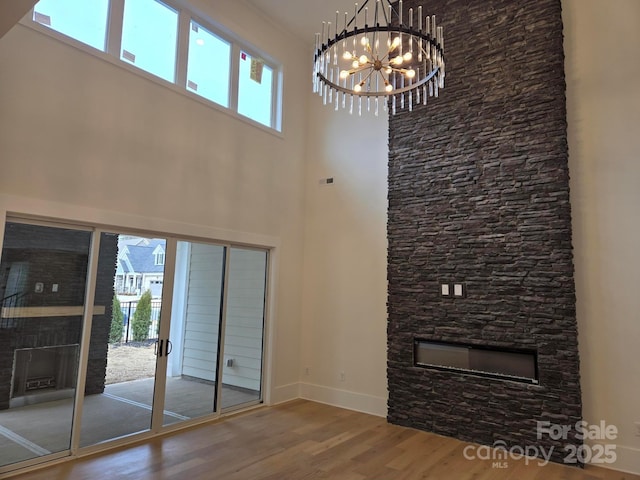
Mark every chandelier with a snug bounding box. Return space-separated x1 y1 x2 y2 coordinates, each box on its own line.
313 0 445 116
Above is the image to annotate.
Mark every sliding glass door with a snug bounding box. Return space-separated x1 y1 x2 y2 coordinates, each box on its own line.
161 243 268 423
161 241 224 425
219 247 267 411
79 232 168 447
0 219 269 473
0 222 91 468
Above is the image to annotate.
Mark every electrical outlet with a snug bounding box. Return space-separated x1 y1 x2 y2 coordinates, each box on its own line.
340 371 346 382
635 422 640 437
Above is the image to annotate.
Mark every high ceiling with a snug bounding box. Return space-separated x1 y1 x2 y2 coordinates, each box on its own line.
246 0 358 42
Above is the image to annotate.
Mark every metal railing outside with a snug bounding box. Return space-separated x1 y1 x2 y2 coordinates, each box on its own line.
118 299 162 343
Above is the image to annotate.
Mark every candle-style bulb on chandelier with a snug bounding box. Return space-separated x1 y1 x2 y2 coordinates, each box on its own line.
313 0 445 116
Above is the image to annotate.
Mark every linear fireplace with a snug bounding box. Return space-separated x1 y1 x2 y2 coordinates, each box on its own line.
414 339 538 384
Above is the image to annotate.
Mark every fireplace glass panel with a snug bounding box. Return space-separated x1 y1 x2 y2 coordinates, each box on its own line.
415 340 538 384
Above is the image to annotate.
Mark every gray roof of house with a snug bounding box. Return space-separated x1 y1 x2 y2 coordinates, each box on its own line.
116 239 166 274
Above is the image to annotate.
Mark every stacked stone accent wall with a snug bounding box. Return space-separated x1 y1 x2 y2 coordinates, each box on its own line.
387 0 582 464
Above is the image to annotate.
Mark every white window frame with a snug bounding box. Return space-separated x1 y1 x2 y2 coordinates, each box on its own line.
25 0 283 133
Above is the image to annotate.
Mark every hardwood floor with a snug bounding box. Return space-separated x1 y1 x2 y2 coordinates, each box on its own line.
8 400 640 480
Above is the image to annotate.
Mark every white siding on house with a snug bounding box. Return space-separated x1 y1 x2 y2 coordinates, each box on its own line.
221 248 267 392
181 243 224 382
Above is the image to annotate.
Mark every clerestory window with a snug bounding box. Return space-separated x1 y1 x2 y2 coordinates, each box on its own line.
30 0 282 131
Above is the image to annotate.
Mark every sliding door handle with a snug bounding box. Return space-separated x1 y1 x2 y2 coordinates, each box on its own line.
156 339 164 357
166 340 173 356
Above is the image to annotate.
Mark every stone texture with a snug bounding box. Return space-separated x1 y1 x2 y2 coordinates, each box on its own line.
387 0 582 465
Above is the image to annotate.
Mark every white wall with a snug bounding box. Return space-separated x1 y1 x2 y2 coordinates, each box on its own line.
563 0 640 474
0 0 306 405
300 101 389 416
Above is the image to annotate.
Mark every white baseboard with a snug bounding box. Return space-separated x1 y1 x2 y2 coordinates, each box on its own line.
590 444 640 475
269 382 300 405
299 382 387 418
